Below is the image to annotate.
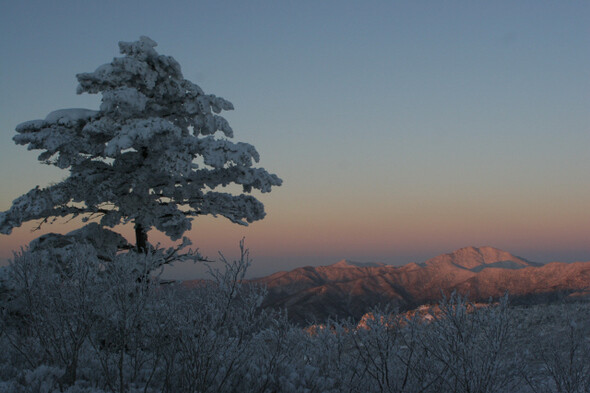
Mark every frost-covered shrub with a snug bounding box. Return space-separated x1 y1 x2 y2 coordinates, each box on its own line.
300 319 361 392
155 257 267 392
518 302 590 393
85 251 170 393
4 245 105 388
1 242 274 392
351 310 440 393
418 293 517 393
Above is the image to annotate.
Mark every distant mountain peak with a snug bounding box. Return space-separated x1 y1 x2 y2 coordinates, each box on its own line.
426 246 536 271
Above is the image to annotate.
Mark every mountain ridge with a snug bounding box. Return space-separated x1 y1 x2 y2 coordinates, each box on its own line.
250 246 590 324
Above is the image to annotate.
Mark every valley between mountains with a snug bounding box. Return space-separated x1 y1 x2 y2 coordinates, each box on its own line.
249 246 590 324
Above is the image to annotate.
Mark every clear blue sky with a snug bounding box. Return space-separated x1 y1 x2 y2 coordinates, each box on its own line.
1 1 589 278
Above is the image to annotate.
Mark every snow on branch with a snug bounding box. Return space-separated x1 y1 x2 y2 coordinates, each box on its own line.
1 36 282 250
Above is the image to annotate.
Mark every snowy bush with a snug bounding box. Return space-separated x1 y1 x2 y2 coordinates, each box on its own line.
4 245 105 387
517 302 590 393
418 294 517 393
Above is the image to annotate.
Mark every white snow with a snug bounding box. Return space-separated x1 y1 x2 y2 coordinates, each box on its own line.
44 108 98 125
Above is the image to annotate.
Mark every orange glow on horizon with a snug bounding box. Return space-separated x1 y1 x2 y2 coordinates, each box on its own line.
1 191 589 268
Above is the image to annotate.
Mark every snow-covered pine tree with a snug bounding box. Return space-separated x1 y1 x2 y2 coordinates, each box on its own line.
0 36 282 253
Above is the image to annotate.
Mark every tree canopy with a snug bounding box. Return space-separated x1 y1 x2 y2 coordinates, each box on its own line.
0 36 282 251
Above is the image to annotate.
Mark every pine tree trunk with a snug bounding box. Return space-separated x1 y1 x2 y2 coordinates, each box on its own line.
135 222 148 253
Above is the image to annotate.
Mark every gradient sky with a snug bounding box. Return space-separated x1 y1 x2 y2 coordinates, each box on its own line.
1 1 589 278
